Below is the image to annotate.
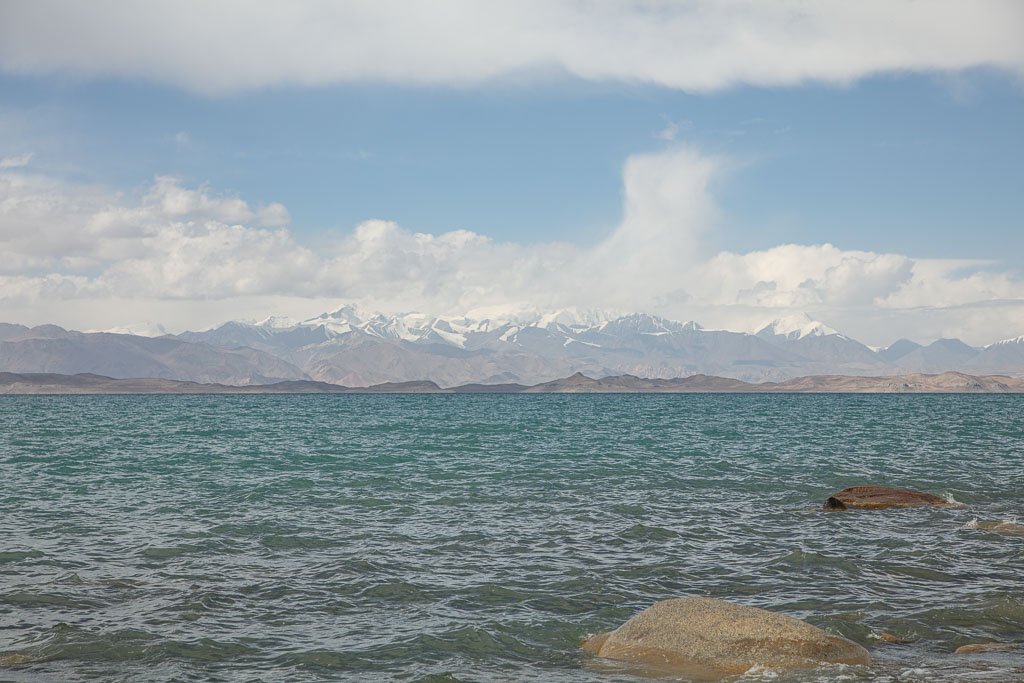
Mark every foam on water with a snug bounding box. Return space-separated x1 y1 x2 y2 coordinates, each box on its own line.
942 492 968 508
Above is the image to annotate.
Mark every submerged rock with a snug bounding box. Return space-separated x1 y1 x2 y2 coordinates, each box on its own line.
0 654 32 666
955 642 1018 654
582 597 870 679
963 519 1024 535
824 485 954 510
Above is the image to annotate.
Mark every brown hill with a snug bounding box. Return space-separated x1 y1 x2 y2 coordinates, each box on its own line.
2 371 1022 395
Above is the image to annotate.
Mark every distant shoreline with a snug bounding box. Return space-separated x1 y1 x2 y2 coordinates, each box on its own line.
2 371 1023 395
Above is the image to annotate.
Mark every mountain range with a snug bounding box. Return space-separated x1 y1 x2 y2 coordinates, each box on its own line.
1 308 1023 387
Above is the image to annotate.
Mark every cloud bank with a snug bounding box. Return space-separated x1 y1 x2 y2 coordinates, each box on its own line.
1 1 1022 93
1 149 1022 345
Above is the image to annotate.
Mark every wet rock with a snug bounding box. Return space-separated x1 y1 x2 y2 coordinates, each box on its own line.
581 631 610 655
822 496 847 511
955 642 1018 654
582 597 870 679
877 631 914 645
825 485 954 510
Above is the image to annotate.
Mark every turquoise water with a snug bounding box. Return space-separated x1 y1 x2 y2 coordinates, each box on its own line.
1 394 1022 682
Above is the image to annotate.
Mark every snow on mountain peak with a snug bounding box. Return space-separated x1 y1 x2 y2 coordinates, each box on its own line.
296 304 364 336
989 334 1024 347
536 308 617 330
757 313 839 340
444 316 512 335
93 322 170 337
255 315 299 329
596 313 700 335
307 304 362 324
428 318 467 348
231 305 858 351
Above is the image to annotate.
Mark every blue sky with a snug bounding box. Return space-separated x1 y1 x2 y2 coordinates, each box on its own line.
5 70 1022 259
0 1 1022 343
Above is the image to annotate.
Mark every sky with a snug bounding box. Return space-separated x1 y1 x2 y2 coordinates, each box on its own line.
0 0 1023 345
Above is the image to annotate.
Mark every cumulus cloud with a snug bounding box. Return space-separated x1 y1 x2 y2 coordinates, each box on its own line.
695 245 917 308
0 1 1022 94
584 147 723 310
0 171 295 278
1 146 1023 344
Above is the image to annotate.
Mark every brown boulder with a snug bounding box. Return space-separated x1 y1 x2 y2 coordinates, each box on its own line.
582 597 870 679
955 642 1018 654
824 485 955 510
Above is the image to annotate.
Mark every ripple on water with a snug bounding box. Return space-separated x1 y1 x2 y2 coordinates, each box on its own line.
0 550 45 563
0 393 1022 682
1 591 103 610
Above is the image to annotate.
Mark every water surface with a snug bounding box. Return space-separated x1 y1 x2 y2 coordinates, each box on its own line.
1 394 1022 681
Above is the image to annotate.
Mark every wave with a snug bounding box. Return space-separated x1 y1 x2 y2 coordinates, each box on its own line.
943 492 968 508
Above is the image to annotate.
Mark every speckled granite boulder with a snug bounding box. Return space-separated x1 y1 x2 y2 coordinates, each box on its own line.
583 597 870 678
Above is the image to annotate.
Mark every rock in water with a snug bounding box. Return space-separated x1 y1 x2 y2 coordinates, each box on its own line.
964 519 1024 535
955 642 1017 654
822 496 848 511
0 655 33 666
582 597 870 678
825 485 952 510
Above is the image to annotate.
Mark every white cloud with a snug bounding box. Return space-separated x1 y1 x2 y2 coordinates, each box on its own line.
695 245 917 308
1 147 1022 345
147 176 253 224
585 147 722 310
0 152 34 169
257 202 291 228
656 121 679 142
0 1 1021 94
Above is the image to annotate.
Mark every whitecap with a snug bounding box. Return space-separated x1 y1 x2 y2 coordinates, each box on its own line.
961 517 980 530
943 492 968 508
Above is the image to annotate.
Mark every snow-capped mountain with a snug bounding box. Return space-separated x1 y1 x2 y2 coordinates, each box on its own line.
756 313 879 366
171 307 880 386
6 307 1022 387
90 322 172 337
536 308 619 331
255 315 300 330
966 335 1024 374
989 335 1024 347
756 313 840 341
